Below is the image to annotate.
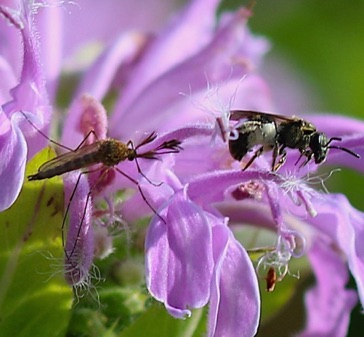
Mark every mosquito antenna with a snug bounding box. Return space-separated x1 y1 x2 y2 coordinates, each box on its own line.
327 145 360 158
134 132 157 150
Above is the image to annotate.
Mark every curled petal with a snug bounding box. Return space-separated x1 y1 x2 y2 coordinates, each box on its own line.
299 194 364 307
76 31 150 101
63 171 94 286
187 169 277 204
306 114 364 136
0 112 27 211
61 0 177 57
209 226 260 337
115 0 221 113
110 8 269 138
36 1 63 101
62 94 108 148
297 240 357 337
1 1 50 158
145 190 214 318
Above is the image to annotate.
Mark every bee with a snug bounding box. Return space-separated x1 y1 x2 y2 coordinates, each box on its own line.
228 110 360 171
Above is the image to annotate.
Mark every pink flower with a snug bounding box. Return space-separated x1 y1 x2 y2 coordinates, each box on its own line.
1 1 364 336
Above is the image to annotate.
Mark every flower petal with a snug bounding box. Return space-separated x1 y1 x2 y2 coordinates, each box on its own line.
208 225 260 337
76 31 150 101
61 0 178 58
1 1 50 158
297 193 364 307
297 239 357 337
110 8 269 138
114 0 221 114
0 112 27 211
145 190 214 318
63 171 94 286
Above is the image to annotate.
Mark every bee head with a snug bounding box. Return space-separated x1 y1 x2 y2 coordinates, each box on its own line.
309 132 329 164
310 133 360 164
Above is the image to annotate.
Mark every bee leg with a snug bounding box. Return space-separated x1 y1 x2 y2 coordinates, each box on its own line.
295 153 304 166
242 146 264 171
271 143 280 171
273 150 287 171
299 151 313 168
272 143 286 171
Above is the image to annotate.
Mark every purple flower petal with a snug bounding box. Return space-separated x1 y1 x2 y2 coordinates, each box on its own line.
297 240 357 337
325 134 364 172
110 8 269 138
61 0 178 58
36 2 63 101
0 55 17 103
76 32 150 101
0 112 27 211
145 190 214 318
62 94 108 148
114 0 221 114
208 225 260 337
303 194 364 307
1 1 50 158
306 114 364 136
63 171 94 286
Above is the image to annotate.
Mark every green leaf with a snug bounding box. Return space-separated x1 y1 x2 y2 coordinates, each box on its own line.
119 305 207 337
0 148 73 337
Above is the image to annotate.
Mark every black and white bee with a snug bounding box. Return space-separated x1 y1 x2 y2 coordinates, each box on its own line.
228 110 360 171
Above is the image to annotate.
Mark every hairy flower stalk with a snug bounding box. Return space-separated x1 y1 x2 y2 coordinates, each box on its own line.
1 0 364 336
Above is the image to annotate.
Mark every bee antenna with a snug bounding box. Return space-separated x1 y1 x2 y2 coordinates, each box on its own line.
327 145 360 158
325 136 342 147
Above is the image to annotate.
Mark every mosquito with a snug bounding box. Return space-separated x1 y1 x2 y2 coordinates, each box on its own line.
23 112 182 259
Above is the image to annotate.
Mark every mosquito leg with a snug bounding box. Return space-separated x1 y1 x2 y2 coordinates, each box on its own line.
20 110 74 151
243 146 264 171
20 110 99 153
67 190 93 259
62 172 85 258
74 130 99 151
114 167 166 224
63 166 108 259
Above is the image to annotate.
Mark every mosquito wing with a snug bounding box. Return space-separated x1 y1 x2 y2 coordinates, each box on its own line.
36 142 101 174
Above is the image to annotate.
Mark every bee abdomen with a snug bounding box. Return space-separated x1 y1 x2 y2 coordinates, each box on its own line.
229 133 250 161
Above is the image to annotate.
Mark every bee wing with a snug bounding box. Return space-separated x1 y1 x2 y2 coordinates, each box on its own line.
230 110 295 122
36 143 100 173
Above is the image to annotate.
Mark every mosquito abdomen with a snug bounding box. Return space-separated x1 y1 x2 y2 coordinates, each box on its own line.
28 151 101 181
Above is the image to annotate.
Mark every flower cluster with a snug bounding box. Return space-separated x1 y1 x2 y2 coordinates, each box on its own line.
1 0 364 336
